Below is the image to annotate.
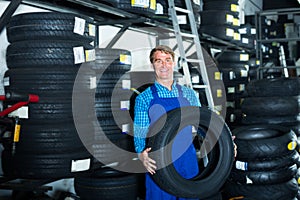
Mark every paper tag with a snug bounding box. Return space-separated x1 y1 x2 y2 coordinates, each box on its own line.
229 71 235 80
150 0 156 10
228 87 235 94
85 49 96 62
73 46 85 64
240 54 249 61
120 100 130 110
120 54 132 65
73 17 86 35
226 28 234 37
231 4 239 12
235 160 247 171
122 79 131 89
226 14 233 23
233 18 240 26
122 124 130 133
241 70 248 77
132 0 149 8
71 158 91 172
233 32 240 40
214 72 221 80
90 76 97 89
8 106 29 119
239 84 245 92
242 37 249 44
88 24 96 36
3 77 9 86
216 89 222 98
192 75 200 83
251 28 256 35
155 3 163 14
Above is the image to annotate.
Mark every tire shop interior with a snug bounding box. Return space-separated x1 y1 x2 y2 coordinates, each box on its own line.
0 0 299 199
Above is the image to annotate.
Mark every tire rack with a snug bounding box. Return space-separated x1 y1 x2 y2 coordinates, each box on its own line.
255 7 300 79
0 0 254 196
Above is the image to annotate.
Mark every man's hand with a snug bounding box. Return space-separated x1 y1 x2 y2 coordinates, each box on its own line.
139 147 157 175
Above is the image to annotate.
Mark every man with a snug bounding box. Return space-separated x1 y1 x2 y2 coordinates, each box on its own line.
134 45 200 200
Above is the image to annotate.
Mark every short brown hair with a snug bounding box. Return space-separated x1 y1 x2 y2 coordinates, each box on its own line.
149 45 175 63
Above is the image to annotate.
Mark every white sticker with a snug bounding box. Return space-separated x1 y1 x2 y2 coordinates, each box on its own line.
235 160 247 171
120 54 132 65
8 106 29 119
226 28 234 37
120 100 130 110
240 54 249 61
240 69 248 77
90 76 97 89
239 84 245 91
71 158 91 172
85 49 96 62
229 71 235 80
3 77 9 86
88 24 96 36
132 0 149 8
192 75 200 83
73 46 85 64
122 124 130 133
227 87 235 94
155 3 163 14
73 17 86 35
122 80 131 90
251 28 256 35
242 37 249 44
226 14 233 23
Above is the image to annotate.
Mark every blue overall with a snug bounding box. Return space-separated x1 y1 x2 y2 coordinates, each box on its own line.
145 84 199 200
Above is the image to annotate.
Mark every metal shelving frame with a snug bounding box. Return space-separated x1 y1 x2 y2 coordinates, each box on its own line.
255 7 300 78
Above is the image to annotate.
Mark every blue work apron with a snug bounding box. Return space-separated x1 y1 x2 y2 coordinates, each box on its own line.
145 84 199 200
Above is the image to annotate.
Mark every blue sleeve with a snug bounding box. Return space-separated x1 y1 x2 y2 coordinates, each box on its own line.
182 86 201 107
133 92 151 153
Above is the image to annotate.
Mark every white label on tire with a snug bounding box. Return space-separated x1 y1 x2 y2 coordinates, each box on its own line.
242 37 249 44
122 124 130 133
228 87 235 94
240 69 248 77
240 54 249 61
71 158 90 172
8 106 28 119
229 71 235 80
226 28 234 37
235 160 247 171
85 49 96 62
120 100 130 110
122 80 131 89
88 24 96 36
90 76 97 89
3 77 9 86
74 17 86 35
132 0 149 8
120 54 132 65
177 15 187 24
73 46 85 64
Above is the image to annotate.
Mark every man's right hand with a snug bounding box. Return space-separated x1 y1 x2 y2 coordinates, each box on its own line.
138 147 157 175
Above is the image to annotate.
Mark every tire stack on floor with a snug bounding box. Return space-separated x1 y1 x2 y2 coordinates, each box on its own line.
74 48 144 200
200 0 241 43
2 12 97 179
214 51 250 130
223 125 299 199
222 76 300 199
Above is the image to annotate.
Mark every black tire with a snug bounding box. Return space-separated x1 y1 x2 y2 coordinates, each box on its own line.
200 25 237 41
233 125 298 160
215 51 249 63
148 106 234 199
234 150 298 171
246 77 300 97
74 173 139 200
241 96 299 116
7 12 96 43
200 10 240 25
6 40 95 68
230 163 298 184
223 178 298 200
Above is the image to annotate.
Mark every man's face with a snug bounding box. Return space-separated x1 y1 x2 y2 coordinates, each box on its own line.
152 51 175 82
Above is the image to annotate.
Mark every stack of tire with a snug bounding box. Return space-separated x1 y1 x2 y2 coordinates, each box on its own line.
241 77 300 136
200 0 241 43
74 48 144 199
101 0 156 17
2 12 97 179
214 50 250 129
223 125 299 199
